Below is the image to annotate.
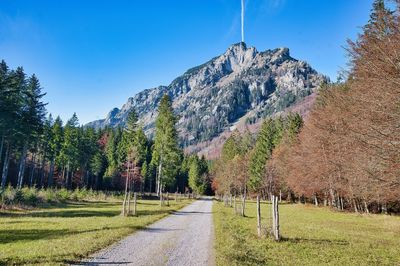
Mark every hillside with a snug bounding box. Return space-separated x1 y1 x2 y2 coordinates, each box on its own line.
87 42 328 149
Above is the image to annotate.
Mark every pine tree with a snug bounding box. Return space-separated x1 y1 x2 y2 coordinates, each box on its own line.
188 157 206 195
49 116 63 187
249 119 276 191
221 131 242 162
62 113 80 188
126 108 138 132
151 95 181 198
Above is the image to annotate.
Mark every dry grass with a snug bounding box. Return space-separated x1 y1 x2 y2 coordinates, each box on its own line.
213 200 400 265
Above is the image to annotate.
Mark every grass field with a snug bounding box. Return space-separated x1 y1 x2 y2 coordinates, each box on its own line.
0 199 191 265
213 200 400 266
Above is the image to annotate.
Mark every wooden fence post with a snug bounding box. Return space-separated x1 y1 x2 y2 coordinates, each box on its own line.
257 195 261 237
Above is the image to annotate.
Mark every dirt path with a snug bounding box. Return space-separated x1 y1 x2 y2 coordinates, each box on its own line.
84 198 215 266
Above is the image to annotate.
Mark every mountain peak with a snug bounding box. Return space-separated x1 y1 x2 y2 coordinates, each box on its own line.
86 44 328 149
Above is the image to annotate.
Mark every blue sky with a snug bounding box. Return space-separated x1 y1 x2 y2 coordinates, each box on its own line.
0 0 374 124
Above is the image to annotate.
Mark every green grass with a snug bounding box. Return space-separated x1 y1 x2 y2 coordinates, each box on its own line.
213 201 400 266
0 199 191 265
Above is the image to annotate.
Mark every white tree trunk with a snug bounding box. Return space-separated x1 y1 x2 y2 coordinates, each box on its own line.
157 161 162 197
364 200 369 214
257 195 261 237
17 144 28 189
122 162 130 216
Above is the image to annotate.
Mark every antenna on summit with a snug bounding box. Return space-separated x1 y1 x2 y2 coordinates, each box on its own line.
241 0 245 43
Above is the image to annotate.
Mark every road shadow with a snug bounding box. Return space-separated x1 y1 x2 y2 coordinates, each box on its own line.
142 227 182 233
172 211 213 216
73 261 132 265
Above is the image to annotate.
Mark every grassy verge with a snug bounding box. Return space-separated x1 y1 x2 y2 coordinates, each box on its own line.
213 200 400 265
0 199 192 265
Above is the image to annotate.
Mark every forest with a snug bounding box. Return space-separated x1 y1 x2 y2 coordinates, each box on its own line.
211 0 400 237
0 66 211 202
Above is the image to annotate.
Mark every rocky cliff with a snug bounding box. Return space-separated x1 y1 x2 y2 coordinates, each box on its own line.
87 42 328 147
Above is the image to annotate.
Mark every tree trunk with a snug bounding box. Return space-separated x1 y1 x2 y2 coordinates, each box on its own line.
241 188 246 217
364 200 369 214
133 192 137 216
0 135 4 169
17 144 28 189
29 155 36 187
149 173 153 194
271 195 280 241
66 162 71 189
314 195 318 206
1 143 10 190
233 194 237 214
382 203 388 215
62 165 66 187
69 171 74 189
48 159 55 188
127 188 131 215
39 155 46 188
122 172 130 216
257 195 261 237
166 192 169 206
353 199 358 213
157 161 162 197
340 197 344 211
329 188 336 208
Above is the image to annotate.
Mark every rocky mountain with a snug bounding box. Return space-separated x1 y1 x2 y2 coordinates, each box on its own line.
87 42 328 147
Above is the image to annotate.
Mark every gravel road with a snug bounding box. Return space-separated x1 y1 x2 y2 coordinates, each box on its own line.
83 198 215 266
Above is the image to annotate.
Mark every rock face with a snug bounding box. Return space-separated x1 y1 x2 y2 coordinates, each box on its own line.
87 43 328 146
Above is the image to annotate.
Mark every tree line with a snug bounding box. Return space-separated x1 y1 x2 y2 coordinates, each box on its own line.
212 0 400 240
0 62 211 195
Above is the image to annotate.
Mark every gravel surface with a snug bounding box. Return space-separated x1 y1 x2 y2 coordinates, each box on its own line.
82 198 215 266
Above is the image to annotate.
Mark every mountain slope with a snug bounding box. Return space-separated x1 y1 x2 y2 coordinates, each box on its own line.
87 42 328 147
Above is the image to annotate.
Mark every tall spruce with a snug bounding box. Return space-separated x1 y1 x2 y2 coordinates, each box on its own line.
249 119 276 190
151 95 181 197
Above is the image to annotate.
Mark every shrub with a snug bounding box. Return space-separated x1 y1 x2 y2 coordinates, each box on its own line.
56 188 70 202
38 189 58 203
1 186 123 207
21 187 39 205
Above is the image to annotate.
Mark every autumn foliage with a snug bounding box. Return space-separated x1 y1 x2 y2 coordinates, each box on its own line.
280 0 400 213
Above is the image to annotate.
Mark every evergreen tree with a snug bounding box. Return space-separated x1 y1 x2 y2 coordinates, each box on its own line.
49 116 63 187
105 128 121 177
249 119 276 190
188 157 206 195
151 95 181 196
221 131 242 162
61 113 80 188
